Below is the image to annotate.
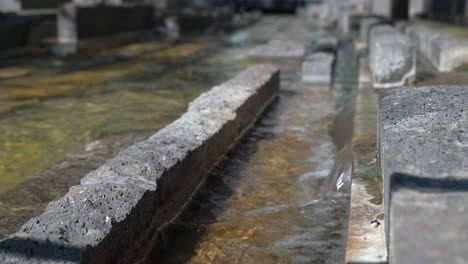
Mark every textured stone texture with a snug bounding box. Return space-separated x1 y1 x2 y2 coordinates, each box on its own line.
406 25 468 72
249 39 306 59
369 26 415 88
390 173 468 264
379 86 468 263
0 65 279 264
302 52 335 84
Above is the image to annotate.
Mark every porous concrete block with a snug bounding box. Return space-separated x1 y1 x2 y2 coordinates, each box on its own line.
389 173 468 264
249 39 306 59
302 52 334 84
406 25 468 72
379 85 468 262
0 65 279 264
369 26 415 88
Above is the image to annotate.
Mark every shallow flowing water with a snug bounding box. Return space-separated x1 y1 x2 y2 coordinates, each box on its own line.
0 15 358 262
150 21 358 264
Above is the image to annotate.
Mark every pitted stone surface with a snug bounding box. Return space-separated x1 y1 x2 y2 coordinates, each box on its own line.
0 65 279 264
379 86 468 263
369 26 415 88
301 52 335 84
406 25 468 72
248 39 306 59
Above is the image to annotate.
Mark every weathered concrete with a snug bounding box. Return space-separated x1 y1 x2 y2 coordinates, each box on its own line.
379 85 468 262
369 25 415 88
302 52 335 84
390 173 468 264
249 39 306 59
0 65 279 264
345 88 387 264
406 24 468 72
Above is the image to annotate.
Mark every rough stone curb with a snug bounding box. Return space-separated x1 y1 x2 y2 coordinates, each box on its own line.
0 65 280 264
379 85 468 262
369 25 415 88
406 24 468 72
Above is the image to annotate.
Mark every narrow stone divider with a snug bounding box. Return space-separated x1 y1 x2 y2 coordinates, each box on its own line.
0 65 279 264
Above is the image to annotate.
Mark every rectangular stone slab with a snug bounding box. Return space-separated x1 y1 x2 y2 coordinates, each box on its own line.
379 85 468 262
0 65 279 264
301 52 335 84
369 25 415 88
406 25 468 72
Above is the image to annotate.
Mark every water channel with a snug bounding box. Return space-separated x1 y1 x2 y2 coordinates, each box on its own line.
0 15 358 263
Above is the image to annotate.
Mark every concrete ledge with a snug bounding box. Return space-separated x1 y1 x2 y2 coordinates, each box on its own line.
301 52 335 84
379 85 468 262
406 25 468 72
0 65 280 264
369 25 415 88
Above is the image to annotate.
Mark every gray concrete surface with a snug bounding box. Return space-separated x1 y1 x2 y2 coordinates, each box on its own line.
369 25 415 88
302 52 335 84
0 65 279 264
390 173 468 264
406 25 468 72
379 85 468 263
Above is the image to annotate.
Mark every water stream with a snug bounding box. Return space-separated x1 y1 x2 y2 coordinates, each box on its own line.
0 15 359 262
149 23 358 264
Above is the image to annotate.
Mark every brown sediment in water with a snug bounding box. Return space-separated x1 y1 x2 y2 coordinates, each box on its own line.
0 42 207 102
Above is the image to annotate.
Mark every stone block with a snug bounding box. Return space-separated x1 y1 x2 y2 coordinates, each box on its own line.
389 173 468 264
406 25 468 72
369 26 415 88
302 52 335 84
0 65 280 264
379 85 468 262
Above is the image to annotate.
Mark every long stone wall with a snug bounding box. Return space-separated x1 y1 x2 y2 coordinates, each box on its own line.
0 64 279 264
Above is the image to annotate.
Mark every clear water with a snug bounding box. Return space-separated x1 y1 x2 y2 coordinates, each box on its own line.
148 19 358 264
